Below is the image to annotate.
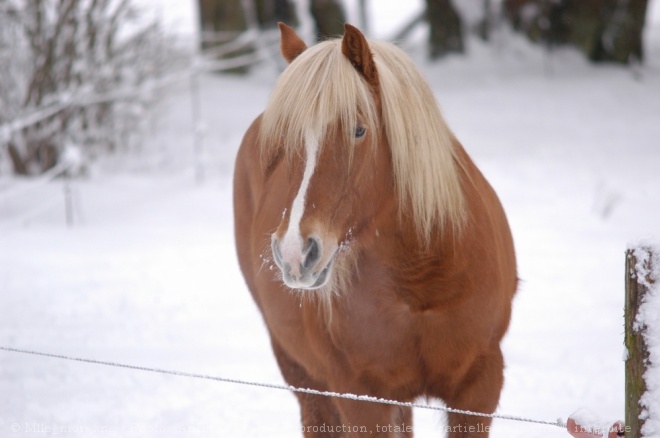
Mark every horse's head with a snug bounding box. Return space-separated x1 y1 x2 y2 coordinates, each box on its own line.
260 24 466 294
260 24 388 292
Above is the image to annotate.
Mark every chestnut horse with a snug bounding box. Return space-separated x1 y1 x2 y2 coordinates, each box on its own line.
233 23 517 437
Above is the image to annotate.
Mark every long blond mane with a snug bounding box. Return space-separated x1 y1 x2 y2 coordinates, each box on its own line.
258 37 466 241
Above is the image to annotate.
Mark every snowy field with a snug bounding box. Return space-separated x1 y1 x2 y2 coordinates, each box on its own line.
2 1 660 437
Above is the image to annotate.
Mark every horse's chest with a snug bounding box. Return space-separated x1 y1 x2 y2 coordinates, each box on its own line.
322 289 452 385
339 301 426 360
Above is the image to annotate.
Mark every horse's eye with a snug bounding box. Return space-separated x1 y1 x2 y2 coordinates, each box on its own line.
354 126 366 139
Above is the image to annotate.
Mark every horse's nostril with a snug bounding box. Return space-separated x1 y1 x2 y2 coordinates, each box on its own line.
302 237 321 270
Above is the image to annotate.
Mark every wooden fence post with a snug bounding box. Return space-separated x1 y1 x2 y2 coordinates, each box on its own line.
625 246 656 437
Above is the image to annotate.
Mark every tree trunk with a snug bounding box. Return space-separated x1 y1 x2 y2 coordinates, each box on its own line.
592 0 648 63
503 0 649 64
198 0 245 43
197 0 298 73
7 142 28 176
309 0 346 41
426 0 464 59
255 0 298 29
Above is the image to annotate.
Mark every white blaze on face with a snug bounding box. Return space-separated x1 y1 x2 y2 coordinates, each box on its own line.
279 131 319 273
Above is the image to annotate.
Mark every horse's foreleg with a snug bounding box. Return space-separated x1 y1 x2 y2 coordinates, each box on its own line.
333 398 413 437
443 348 504 437
270 339 343 437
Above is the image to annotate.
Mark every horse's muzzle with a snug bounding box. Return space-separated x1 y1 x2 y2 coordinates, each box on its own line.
271 235 334 290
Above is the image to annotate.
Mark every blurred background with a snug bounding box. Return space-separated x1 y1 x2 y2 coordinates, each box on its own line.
1 1 659 437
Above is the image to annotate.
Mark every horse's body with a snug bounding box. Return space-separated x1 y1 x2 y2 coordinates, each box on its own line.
233 23 517 437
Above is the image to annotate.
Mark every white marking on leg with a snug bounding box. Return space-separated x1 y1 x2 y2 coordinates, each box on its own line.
280 131 319 268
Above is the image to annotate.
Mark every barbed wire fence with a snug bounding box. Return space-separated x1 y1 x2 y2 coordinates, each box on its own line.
0 345 569 434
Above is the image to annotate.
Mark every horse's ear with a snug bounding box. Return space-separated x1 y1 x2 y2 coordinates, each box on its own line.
278 22 307 63
341 24 378 87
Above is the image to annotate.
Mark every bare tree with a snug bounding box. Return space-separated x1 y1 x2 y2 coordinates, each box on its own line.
0 0 171 175
426 0 464 59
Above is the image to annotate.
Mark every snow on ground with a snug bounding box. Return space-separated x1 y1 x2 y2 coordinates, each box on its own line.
2 2 660 437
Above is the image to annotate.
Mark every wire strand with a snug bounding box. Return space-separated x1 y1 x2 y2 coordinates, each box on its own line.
0 345 566 429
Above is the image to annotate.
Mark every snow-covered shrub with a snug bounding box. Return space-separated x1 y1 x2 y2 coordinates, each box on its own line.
0 0 180 175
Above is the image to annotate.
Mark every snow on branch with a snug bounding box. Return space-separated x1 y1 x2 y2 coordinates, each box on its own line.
0 0 186 176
